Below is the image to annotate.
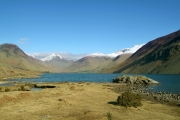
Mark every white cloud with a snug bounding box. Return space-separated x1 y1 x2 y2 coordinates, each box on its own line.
20 38 28 41
18 37 28 44
28 52 87 61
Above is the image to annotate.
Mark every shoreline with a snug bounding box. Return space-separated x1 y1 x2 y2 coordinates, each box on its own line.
0 81 8 84
1 72 180 107
1 81 180 106
112 84 180 106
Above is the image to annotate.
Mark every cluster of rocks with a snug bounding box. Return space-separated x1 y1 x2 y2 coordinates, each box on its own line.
132 89 180 106
112 75 180 106
0 84 32 92
112 75 159 86
0 83 56 92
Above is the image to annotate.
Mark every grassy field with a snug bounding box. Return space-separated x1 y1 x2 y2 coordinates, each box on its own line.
0 82 180 120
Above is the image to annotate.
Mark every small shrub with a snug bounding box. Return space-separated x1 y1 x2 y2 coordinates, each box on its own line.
5 87 11 92
21 85 25 91
106 112 112 120
117 92 142 108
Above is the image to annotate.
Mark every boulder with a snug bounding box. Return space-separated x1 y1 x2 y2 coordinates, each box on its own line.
35 84 56 88
112 75 159 85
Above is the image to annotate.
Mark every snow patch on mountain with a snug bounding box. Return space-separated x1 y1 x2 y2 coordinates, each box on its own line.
41 53 66 61
26 53 35 58
87 44 144 58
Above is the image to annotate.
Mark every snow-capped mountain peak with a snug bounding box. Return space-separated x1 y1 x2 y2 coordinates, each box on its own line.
41 53 65 61
26 53 35 58
87 52 106 57
87 44 144 58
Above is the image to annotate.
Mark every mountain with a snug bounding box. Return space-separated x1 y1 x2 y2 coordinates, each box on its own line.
41 53 73 72
63 45 144 73
0 43 49 79
86 44 144 58
112 29 180 74
64 56 114 73
41 53 65 61
64 54 133 73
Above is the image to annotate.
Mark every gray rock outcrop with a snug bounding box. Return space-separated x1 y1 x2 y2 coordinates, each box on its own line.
112 75 159 85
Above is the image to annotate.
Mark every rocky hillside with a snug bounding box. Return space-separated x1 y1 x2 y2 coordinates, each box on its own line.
112 29 180 74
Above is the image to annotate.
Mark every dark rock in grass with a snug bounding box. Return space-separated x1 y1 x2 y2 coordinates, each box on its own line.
35 84 56 88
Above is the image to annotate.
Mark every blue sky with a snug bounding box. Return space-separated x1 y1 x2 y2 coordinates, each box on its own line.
0 0 180 59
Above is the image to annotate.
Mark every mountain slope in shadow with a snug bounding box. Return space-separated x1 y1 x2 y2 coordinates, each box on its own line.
113 30 180 74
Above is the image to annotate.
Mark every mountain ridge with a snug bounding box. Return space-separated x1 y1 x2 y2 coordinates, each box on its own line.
1 29 180 75
86 44 144 58
41 53 70 61
0 43 48 71
112 29 180 74
41 53 73 72
0 43 49 79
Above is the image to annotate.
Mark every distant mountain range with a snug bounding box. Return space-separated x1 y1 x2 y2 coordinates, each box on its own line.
86 44 144 58
1 29 179 75
41 53 73 72
63 54 132 73
39 44 143 73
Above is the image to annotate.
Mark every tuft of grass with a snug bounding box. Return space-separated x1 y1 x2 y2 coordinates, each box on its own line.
106 112 112 120
20 85 25 91
69 86 75 90
117 92 142 108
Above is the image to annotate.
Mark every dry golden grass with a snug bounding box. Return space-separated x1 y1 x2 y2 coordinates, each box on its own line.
0 67 41 80
0 83 179 120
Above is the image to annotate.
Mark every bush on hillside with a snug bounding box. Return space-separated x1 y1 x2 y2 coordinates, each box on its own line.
117 92 142 108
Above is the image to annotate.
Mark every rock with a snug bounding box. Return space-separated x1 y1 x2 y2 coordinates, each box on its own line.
112 75 159 86
35 84 56 88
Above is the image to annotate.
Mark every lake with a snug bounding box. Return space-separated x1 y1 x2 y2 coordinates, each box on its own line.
8 73 180 94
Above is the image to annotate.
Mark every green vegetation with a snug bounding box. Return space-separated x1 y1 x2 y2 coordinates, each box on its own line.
106 112 112 120
117 92 142 108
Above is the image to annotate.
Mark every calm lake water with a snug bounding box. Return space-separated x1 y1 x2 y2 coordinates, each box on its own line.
8 73 180 94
